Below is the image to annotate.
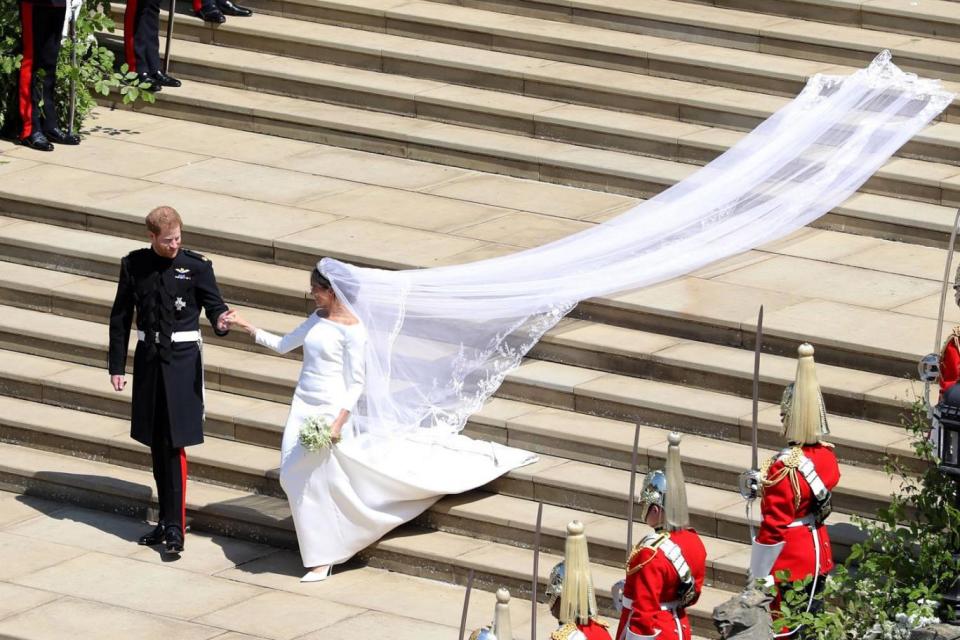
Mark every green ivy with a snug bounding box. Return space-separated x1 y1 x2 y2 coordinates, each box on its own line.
776 399 960 639
0 0 155 136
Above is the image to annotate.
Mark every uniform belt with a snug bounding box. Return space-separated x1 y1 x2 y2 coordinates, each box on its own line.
787 513 817 528
137 330 201 343
660 600 680 612
621 596 633 610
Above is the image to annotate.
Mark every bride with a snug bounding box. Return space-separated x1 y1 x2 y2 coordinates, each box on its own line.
226 264 536 581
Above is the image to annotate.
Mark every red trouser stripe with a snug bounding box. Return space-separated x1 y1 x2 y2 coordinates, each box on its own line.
18 5 35 138
179 448 188 534
193 0 202 12
124 0 138 72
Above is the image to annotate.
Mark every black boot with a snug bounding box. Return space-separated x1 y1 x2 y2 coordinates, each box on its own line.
217 0 252 16
163 524 184 555
196 4 226 23
150 71 182 88
138 522 166 546
136 72 161 92
21 131 54 151
45 127 80 145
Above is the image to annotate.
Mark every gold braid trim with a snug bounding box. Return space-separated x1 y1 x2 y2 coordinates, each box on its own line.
759 446 804 511
551 623 581 640
626 532 668 575
591 617 610 629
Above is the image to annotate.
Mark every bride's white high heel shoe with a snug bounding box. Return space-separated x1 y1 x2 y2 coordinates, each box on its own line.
300 565 332 583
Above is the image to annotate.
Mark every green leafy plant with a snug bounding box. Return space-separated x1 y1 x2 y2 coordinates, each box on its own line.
775 399 960 639
0 0 155 136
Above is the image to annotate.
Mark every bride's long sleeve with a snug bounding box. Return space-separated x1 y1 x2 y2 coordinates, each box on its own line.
339 330 367 413
254 315 317 354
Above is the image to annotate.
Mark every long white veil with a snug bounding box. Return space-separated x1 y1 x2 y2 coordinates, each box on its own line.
323 51 953 444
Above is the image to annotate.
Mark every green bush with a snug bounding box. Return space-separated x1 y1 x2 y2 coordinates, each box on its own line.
0 0 154 136
776 399 960 639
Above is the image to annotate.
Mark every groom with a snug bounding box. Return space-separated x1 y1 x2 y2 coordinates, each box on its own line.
108 206 231 555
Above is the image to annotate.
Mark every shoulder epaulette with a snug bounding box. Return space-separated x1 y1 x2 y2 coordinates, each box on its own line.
182 248 210 263
626 531 668 573
551 623 586 640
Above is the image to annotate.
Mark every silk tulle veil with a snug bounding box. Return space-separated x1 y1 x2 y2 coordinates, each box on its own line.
316 52 952 543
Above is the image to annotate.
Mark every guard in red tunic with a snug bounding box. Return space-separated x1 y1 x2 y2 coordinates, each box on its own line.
546 521 613 640
749 343 840 637
939 327 960 396
616 432 707 640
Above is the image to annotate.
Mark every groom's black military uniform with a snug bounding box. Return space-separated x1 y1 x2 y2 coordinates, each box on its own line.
108 246 229 553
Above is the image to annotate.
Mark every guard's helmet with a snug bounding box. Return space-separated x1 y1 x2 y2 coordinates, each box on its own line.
781 343 830 443
545 561 565 608
637 470 667 522
919 353 941 383
636 433 689 531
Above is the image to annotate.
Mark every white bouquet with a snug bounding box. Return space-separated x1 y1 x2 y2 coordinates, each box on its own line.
298 415 338 452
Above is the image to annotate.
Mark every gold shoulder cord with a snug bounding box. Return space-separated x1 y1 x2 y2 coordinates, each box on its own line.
626 532 668 575
760 446 804 510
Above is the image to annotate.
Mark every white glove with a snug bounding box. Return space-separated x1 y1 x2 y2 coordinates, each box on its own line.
61 0 83 41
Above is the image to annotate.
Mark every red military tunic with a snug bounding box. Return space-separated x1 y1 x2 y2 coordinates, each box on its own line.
758 443 840 602
551 619 612 640
616 529 707 640
940 333 960 396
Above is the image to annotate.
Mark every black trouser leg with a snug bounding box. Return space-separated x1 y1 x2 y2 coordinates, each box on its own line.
151 377 186 534
35 4 64 133
124 0 160 73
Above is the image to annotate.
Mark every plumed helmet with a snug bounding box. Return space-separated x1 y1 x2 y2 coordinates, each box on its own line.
545 561 565 608
468 628 497 640
559 520 599 625
637 470 667 523
636 433 690 531
781 343 830 443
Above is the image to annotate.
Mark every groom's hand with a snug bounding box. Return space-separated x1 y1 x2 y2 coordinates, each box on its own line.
110 375 126 392
216 309 234 332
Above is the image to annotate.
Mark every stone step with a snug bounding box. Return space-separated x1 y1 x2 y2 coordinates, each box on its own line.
161 0 960 93
0 286 919 471
0 389 866 588
117 76 960 211
0 392 754 587
0 211 952 384
152 36 960 177
0 251 917 432
418 0 960 78
0 440 729 636
669 0 960 44
115 4 960 127
0 344 903 523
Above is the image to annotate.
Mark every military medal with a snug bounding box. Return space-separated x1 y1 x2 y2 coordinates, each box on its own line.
174 297 187 311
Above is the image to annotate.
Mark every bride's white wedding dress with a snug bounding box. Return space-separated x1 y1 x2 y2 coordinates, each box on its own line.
256 312 537 568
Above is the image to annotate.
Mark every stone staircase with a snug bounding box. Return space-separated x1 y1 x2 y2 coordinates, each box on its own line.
2 0 959 636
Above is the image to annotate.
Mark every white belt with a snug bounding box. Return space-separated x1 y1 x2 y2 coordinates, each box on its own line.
660 600 680 612
622 596 633 609
787 513 817 528
137 330 201 343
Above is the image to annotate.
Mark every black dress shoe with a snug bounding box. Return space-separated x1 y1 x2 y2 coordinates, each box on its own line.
136 72 161 92
196 4 226 23
138 523 166 546
44 127 80 145
217 0 252 16
21 131 54 151
151 71 182 88
163 525 184 555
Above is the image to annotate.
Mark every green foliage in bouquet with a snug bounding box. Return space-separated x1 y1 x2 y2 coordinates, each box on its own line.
0 0 155 136
775 399 960 639
299 415 338 453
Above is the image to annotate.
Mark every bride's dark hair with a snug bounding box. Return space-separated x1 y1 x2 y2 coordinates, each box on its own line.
311 267 332 291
